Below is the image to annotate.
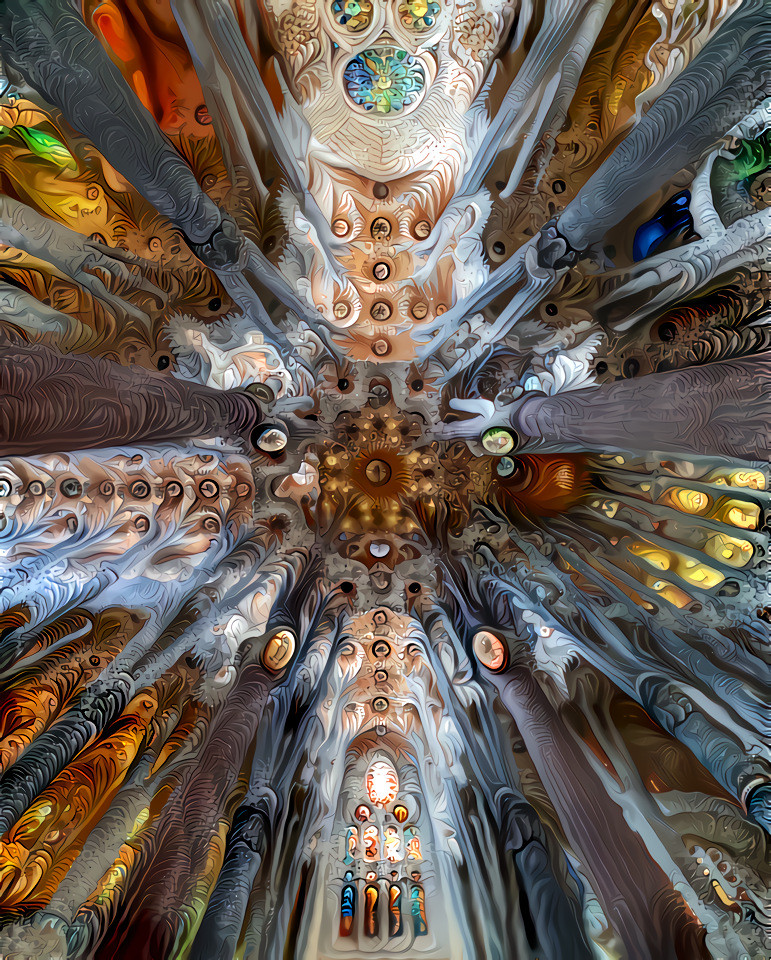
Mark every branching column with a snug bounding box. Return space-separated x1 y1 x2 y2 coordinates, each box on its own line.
480 650 709 960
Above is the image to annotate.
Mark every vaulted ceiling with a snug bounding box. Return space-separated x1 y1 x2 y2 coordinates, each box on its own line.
0 1 768 958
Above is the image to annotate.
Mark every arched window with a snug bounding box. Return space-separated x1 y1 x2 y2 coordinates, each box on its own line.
335 759 430 949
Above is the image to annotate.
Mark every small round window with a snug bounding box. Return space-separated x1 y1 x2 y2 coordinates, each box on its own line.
398 0 441 31
331 0 373 32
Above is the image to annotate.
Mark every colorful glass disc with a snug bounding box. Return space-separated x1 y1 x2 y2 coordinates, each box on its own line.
343 48 425 115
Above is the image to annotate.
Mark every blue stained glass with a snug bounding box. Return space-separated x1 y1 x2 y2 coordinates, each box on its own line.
633 190 693 261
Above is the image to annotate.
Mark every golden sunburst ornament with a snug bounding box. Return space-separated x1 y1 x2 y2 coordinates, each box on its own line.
350 447 412 504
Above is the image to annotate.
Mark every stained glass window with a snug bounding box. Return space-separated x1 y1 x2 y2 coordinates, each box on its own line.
398 0 441 31
343 48 425 115
331 0 373 31
336 760 429 946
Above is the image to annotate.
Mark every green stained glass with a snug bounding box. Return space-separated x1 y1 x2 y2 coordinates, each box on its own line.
14 126 78 170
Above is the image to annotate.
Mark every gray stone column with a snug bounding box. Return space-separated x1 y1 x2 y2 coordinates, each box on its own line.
513 355 769 460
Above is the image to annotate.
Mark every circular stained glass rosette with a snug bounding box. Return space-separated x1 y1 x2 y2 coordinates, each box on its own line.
343 47 425 115
331 0 373 32
398 0 441 32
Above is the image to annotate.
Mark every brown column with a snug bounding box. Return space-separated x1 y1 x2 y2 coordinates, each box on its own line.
0 341 260 455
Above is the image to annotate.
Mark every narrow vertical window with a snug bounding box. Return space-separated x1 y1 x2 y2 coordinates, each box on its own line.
344 825 358 864
405 825 422 860
340 871 356 937
364 882 380 937
388 880 403 937
410 872 428 936
363 823 380 861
